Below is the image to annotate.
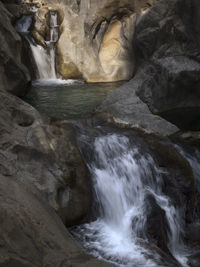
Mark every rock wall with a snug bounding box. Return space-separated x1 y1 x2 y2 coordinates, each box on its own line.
98 0 200 133
134 0 200 131
23 0 157 82
0 1 30 96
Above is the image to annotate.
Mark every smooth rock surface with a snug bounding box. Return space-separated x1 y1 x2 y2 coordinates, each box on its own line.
0 172 110 267
97 75 179 136
20 0 157 82
135 0 200 130
0 90 92 227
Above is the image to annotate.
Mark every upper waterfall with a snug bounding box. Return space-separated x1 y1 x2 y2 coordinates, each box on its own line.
15 11 59 80
50 11 59 43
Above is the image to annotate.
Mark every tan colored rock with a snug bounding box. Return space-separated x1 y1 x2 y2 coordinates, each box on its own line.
98 14 136 82
28 0 156 82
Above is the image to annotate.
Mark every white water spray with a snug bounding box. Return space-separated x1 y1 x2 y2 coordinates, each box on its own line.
72 134 189 267
15 12 59 80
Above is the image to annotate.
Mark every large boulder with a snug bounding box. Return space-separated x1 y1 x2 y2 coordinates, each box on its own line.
134 0 200 130
97 0 200 133
0 171 111 267
96 74 179 136
0 1 30 96
0 90 92 227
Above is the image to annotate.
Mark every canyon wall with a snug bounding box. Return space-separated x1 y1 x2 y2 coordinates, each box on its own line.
98 0 200 134
22 0 156 82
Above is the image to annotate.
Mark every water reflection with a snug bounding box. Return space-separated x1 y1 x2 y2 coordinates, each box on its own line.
24 80 123 120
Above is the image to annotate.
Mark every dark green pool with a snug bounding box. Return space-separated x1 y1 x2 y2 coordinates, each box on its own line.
24 79 123 120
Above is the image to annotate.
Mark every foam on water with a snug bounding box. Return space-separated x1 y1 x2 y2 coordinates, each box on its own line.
32 79 84 87
72 134 190 267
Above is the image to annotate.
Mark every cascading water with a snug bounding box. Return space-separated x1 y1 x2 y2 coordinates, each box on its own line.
47 10 59 79
72 133 190 267
15 11 59 80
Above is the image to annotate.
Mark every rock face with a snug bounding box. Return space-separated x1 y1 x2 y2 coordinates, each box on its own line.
98 0 200 132
0 90 92 227
19 0 157 82
0 1 30 96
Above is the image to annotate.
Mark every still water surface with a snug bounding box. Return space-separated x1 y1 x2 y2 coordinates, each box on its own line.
24 79 123 120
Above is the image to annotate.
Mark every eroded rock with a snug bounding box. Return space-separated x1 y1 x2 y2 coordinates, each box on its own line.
134 0 200 130
0 90 92 226
19 0 157 82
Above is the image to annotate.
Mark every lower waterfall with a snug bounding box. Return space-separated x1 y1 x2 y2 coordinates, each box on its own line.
72 133 191 267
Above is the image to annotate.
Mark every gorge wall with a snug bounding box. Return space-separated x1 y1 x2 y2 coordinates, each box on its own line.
98 0 200 135
8 0 157 82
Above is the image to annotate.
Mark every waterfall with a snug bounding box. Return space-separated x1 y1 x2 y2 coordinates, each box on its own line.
50 11 59 42
30 43 53 79
72 133 190 267
47 11 59 79
15 12 59 80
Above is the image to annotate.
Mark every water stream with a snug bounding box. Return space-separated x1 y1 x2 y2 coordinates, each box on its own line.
15 12 58 80
71 129 193 267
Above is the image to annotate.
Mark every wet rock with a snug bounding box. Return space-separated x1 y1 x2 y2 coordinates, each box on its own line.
146 138 196 223
186 223 200 246
172 131 200 147
187 251 200 267
145 195 170 254
23 0 157 82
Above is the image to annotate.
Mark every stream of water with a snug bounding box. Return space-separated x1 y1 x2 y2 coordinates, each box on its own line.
71 131 192 267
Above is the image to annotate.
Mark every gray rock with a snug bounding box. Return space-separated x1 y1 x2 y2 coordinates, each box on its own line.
0 90 92 227
0 1 30 96
97 73 179 136
0 172 111 267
